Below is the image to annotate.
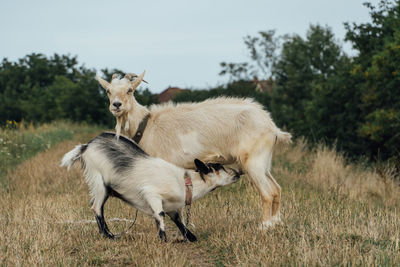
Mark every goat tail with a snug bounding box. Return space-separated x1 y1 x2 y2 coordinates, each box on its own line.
275 129 292 145
60 144 87 170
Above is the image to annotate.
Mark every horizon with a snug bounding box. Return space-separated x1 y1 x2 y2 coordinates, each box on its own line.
1 0 380 93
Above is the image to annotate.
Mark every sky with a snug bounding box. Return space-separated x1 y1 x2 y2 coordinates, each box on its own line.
0 0 380 93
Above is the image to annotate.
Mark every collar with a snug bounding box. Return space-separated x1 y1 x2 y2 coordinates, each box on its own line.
133 113 150 144
184 172 193 206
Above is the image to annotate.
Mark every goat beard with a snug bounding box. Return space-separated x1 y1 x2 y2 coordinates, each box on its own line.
115 114 131 140
115 116 123 140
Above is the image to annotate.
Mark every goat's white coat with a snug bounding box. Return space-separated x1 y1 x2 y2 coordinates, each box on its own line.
96 74 292 226
61 134 239 239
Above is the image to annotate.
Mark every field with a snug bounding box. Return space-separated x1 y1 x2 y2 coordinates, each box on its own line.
1 123 400 266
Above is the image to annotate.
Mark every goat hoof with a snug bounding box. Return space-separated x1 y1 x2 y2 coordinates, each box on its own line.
185 232 198 242
102 231 115 239
158 230 167 242
258 221 274 230
108 234 115 240
258 218 283 230
269 215 283 227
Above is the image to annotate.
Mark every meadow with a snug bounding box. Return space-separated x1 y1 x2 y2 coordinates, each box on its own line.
0 121 101 190
1 122 399 266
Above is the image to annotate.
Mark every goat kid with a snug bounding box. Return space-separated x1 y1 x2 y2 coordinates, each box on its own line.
96 72 292 229
61 132 240 242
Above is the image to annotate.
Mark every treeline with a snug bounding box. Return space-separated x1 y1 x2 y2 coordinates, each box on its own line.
175 1 400 162
0 54 157 126
0 1 398 162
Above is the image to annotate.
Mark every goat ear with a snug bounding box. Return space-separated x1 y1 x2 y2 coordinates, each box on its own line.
130 70 146 90
194 159 210 174
96 75 110 90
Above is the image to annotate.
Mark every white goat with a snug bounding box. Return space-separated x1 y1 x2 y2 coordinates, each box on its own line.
61 132 240 241
96 72 292 228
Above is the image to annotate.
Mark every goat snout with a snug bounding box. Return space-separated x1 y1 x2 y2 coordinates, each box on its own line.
113 101 122 109
230 168 241 180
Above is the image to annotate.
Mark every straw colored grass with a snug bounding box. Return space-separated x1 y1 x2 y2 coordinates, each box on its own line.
1 130 399 265
0 121 100 189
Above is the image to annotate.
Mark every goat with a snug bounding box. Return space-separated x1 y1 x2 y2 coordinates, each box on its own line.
96 72 292 228
61 132 240 241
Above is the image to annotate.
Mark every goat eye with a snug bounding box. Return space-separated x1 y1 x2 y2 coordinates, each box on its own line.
127 88 133 94
106 90 111 95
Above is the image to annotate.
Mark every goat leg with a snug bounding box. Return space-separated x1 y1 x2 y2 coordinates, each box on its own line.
150 200 168 242
102 219 115 239
154 218 167 242
95 215 115 239
95 214 113 239
167 211 197 242
95 196 115 239
158 228 167 242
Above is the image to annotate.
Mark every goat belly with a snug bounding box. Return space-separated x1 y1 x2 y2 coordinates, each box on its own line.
163 201 185 213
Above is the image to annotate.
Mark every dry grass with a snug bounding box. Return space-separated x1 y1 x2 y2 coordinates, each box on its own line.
1 131 400 266
0 121 100 189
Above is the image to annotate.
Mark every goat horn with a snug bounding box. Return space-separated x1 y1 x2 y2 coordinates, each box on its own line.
124 73 138 80
125 73 148 84
95 75 110 89
111 73 119 80
131 70 146 90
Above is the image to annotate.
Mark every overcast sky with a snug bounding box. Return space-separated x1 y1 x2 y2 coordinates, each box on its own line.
0 0 380 93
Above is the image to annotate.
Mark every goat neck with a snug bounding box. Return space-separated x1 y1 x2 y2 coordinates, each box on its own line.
185 170 215 202
125 99 150 139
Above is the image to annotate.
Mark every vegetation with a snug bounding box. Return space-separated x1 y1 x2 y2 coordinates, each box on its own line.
179 1 399 162
0 54 157 127
0 121 102 190
1 128 399 265
0 1 398 163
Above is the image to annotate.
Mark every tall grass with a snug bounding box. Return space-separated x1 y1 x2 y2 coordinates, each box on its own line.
277 138 400 205
0 121 101 190
1 129 399 265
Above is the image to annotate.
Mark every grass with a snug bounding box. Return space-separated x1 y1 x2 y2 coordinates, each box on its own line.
1 125 399 265
0 121 101 190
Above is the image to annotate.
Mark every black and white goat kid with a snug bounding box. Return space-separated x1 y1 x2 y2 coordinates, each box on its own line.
61 132 240 242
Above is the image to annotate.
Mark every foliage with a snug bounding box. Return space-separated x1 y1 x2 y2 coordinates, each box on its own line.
216 1 400 161
344 0 400 160
0 54 157 127
1 1 399 162
271 25 346 138
219 30 280 80
0 121 101 189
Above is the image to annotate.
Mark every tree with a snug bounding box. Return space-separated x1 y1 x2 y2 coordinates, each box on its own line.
219 30 280 81
0 53 113 125
345 0 400 159
271 25 345 137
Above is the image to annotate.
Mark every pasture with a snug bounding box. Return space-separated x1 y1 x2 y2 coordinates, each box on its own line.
1 123 399 265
